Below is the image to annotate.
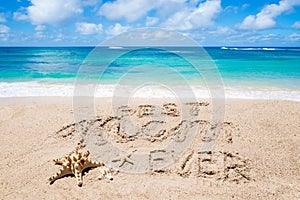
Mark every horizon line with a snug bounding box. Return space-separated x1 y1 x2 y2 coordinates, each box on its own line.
0 45 300 48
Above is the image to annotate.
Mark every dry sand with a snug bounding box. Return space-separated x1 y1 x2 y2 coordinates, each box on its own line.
0 97 299 199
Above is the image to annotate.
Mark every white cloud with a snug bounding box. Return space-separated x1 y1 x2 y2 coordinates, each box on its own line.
288 32 300 41
76 22 103 35
99 0 190 23
242 4 250 10
154 0 186 20
292 21 300 29
0 24 10 41
13 11 29 21
102 28 197 46
224 6 238 14
0 13 6 23
163 0 222 30
35 31 46 39
0 24 10 33
53 32 64 42
209 26 236 35
99 0 155 22
146 16 159 26
238 0 300 30
35 25 46 31
27 0 83 25
82 0 99 6
33 25 47 39
256 34 279 41
106 23 130 36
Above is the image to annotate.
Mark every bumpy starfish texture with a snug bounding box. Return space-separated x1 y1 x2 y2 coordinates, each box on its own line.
49 149 105 186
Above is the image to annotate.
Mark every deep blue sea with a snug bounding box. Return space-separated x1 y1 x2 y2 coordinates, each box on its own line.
0 46 299 100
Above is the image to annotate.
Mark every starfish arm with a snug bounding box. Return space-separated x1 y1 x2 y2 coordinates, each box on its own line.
53 157 68 165
49 166 72 183
82 150 90 158
83 159 105 169
74 164 83 186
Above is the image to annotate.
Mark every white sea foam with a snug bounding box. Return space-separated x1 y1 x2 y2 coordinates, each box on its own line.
0 82 75 97
0 82 299 102
223 87 300 102
262 48 276 51
108 46 124 49
221 47 277 51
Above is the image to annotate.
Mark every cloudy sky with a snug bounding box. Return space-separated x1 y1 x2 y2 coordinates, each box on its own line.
0 0 299 46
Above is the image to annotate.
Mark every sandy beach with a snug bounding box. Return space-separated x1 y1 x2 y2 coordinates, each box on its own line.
2 0 300 199
0 97 299 199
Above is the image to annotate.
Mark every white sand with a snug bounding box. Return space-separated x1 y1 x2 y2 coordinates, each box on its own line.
0 97 299 199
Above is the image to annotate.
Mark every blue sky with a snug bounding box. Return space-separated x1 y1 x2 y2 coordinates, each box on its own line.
0 0 299 46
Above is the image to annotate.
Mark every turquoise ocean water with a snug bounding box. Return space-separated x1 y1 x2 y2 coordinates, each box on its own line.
0 47 299 100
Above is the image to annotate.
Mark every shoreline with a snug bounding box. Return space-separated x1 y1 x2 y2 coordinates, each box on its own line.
0 96 299 106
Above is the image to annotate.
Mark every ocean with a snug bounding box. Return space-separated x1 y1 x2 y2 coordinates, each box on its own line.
0 46 299 101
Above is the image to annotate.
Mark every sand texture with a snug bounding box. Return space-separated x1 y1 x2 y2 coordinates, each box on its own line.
0 97 299 199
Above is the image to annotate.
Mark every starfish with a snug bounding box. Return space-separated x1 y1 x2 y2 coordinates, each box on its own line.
49 148 105 186
112 152 134 167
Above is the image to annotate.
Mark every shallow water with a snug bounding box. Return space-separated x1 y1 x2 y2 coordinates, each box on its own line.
0 47 299 101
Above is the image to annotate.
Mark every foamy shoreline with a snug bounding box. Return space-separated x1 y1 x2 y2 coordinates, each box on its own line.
1 81 299 102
